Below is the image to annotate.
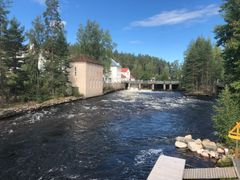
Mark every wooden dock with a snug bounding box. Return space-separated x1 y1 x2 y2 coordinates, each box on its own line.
183 167 237 179
147 155 186 180
148 155 240 180
233 158 240 179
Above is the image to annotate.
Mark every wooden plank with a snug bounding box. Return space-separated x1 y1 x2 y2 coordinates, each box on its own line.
183 167 237 179
233 158 240 179
147 155 186 180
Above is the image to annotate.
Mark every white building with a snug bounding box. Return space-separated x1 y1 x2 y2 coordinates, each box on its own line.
109 59 122 83
121 68 130 82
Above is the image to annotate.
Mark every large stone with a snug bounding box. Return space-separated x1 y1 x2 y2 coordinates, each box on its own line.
185 134 192 140
217 148 225 154
188 141 203 152
224 148 229 155
176 136 186 142
202 139 217 151
201 150 210 158
195 139 202 145
209 151 218 158
175 141 187 148
197 149 203 154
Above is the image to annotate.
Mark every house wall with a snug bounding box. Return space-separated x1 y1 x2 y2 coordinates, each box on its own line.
110 66 121 83
121 70 131 81
69 62 103 98
69 62 87 95
85 63 103 98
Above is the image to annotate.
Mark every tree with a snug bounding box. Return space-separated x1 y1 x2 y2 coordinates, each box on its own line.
42 0 69 97
169 60 182 80
215 0 240 103
4 18 26 100
0 0 10 101
182 37 220 94
213 86 240 144
24 16 45 100
74 20 116 72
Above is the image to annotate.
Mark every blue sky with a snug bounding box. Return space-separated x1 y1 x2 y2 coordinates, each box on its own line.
9 0 224 62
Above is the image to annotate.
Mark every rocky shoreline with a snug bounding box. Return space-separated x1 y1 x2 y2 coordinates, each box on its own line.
175 134 230 164
0 96 83 120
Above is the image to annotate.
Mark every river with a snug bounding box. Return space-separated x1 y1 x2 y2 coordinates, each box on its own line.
0 90 216 179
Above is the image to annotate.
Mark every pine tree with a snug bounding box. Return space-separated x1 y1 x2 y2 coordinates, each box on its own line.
4 18 26 101
42 0 69 97
213 86 240 143
0 0 10 101
215 0 240 103
24 16 45 100
182 37 218 94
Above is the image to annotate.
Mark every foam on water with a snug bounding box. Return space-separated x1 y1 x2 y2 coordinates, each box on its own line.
28 112 44 124
134 148 162 166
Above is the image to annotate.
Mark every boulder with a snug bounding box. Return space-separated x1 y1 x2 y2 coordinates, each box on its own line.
217 148 225 154
201 150 210 158
197 149 203 154
176 136 186 142
175 141 187 148
195 139 202 145
209 151 218 158
185 134 192 140
202 139 217 151
224 148 229 155
188 141 203 152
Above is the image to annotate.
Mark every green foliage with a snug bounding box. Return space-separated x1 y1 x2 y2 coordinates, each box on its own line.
42 0 69 97
213 0 240 144
182 37 223 94
5 18 26 98
213 86 240 144
112 51 181 80
70 20 116 72
0 0 10 100
215 0 240 88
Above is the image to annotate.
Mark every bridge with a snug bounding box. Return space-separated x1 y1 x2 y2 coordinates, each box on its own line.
125 80 180 91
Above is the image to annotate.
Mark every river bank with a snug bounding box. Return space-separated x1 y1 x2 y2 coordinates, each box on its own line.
0 96 83 120
0 86 126 120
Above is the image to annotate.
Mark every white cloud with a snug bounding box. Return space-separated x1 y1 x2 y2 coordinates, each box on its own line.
128 4 219 28
129 40 144 44
34 0 45 5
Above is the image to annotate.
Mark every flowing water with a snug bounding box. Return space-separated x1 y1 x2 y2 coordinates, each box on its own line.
0 90 216 180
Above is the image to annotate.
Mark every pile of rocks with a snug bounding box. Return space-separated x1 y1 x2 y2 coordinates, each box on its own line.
175 134 228 159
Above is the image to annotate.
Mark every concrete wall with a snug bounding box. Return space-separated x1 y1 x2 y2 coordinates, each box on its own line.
103 83 125 93
69 62 103 98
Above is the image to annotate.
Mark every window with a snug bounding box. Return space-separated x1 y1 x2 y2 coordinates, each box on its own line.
75 67 77 76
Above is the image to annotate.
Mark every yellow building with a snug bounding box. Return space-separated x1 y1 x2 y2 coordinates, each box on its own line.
69 55 103 98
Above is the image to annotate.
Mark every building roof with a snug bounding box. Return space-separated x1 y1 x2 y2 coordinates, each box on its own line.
121 68 129 72
71 55 102 66
111 59 121 67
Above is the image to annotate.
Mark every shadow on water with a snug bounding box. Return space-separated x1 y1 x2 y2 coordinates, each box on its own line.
0 90 216 179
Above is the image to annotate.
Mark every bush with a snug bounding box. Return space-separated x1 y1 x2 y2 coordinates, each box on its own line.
72 87 80 97
213 86 240 144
